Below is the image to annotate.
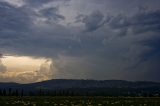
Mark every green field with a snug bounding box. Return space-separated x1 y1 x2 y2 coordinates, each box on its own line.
0 97 160 106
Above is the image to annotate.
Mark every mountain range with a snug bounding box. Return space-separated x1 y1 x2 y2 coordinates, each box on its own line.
0 79 160 96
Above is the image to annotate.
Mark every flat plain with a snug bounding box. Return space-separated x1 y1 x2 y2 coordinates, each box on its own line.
0 97 160 106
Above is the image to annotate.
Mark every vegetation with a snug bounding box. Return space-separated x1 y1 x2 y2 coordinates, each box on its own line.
1 80 160 97
0 87 160 97
0 80 160 105
0 96 160 106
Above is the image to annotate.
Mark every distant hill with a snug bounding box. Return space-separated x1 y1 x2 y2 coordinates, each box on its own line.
0 79 160 89
0 79 160 96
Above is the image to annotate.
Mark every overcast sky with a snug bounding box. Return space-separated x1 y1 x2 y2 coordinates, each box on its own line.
0 0 160 83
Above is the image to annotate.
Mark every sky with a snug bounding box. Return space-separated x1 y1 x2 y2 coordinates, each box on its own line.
0 0 160 83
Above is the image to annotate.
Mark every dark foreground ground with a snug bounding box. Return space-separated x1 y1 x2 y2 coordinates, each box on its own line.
0 97 160 106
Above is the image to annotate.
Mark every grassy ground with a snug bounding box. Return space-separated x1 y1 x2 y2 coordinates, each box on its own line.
0 96 160 106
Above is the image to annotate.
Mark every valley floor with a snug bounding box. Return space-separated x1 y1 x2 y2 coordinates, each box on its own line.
0 96 160 106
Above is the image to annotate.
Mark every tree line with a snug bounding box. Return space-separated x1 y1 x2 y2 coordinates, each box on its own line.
0 88 23 96
0 87 160 97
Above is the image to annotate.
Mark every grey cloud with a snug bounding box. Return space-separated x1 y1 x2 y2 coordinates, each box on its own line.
0 1 33 51
109 14 129 29
109 10 160 36
0 2 32 31
0 0 160 82
131 11 160 34
139 35 160 63
126 52 160 82
144 54 160 81
76 10 106 32
25 0 70 7
25 0 54 6
0 1 67 57
53 55 94 79
40 7 65 21
27 0 53 3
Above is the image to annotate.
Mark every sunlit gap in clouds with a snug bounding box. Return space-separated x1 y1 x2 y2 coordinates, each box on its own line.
0 55 53 83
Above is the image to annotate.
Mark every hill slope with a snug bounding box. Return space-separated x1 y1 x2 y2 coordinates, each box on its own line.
0 79 160 96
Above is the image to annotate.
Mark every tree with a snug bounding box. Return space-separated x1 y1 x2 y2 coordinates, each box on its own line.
3 89 6 96
21 89 24 97
9 88 12 96
15 89 19 96
0 89 2 96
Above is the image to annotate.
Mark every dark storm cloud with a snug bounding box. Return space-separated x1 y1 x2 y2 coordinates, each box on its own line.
0 1 33 52
26 0 53 4
40 7 65 21
0 1 67 57
131 11 160 34
67 9 160 81
108 10 160 64
109 10 160 36
0 2 32 31
109 15 129 29
25 0 70 7
76 10 106 32
139 34 160 62
127 52 160 81
112 10 160 81
0 0 160 82
144 54 160 81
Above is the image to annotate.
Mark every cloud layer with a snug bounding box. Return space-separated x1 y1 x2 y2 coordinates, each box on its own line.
0 0 160 83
